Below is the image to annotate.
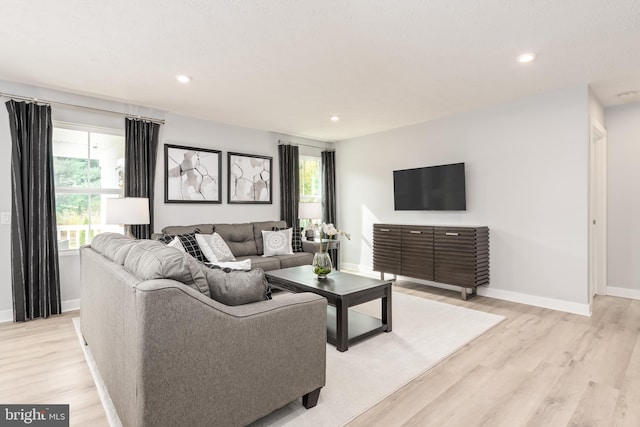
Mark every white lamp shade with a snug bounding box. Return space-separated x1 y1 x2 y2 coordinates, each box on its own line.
298 202 322 219
106 197 150 225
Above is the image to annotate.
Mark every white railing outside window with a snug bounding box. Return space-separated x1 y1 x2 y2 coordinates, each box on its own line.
57 224 124 250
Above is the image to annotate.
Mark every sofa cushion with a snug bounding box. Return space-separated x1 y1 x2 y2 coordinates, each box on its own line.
124 240 210 297
205 267 271 306
161 224 215 235
236 255 281 271
214 223 257 257
196 232 236 262
90 233 137 265
253 220 287 255
91 232 130 254
262 229 293 256
278 252 315 269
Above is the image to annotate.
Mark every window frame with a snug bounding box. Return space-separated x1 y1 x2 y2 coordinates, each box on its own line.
299 154 322 203
53 121 125 252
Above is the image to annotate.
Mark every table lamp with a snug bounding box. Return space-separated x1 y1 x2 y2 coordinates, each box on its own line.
106 197 150 239
298 202 322 241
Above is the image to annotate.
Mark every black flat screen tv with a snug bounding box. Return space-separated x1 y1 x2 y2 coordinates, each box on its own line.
393 163 466 211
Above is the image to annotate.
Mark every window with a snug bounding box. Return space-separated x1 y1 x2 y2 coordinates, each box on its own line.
299 155 321 203
53 123 125 250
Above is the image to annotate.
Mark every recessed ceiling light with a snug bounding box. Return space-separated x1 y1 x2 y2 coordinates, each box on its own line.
330 115 340 122
517 53 536 63
617 90 637 99
175 75 191 84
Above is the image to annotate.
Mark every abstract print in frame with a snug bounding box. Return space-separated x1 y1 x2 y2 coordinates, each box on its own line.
228 152 272 204
165 143 222 203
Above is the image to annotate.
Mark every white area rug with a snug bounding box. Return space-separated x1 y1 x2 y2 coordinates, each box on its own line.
74 292 504 427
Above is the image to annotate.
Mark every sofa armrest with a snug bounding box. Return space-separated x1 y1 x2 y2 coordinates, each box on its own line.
302 240 321 254
133 280 327 427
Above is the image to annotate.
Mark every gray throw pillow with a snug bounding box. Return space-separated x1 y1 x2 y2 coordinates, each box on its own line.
206 267 271 306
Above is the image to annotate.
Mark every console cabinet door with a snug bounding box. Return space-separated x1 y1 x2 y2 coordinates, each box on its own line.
373 224 402 275
434 226 489 287
401 226 434 280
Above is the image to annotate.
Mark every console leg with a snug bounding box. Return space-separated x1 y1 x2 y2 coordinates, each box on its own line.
461 287 468 300
303 387 321 409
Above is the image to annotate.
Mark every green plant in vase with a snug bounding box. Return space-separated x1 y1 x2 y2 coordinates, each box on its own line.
311 223 350 278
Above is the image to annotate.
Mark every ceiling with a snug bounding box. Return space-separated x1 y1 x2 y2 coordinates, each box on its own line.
1 1 639 142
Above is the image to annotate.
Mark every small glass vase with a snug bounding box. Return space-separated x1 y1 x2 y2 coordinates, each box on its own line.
312 252 332 279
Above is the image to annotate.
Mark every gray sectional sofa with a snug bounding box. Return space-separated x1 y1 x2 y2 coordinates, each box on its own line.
80 233 327 427
155 220 314 270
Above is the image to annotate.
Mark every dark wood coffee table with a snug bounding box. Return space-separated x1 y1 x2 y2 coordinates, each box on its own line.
265 266 392 352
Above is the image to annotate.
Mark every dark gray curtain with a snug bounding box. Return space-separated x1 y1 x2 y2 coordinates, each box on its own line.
321 150 336 226
6 100 61 322
125 118 160 239
278 143 299 227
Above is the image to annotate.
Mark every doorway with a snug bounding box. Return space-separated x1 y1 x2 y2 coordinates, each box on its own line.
589 120 607 306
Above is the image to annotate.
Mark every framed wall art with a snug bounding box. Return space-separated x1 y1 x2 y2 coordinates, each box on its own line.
227 152 272 204
164 144 222 203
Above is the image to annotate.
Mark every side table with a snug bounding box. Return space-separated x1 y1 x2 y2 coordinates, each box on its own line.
302 239 341 270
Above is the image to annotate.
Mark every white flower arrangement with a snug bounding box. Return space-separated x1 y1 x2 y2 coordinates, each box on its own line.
311 222 351 253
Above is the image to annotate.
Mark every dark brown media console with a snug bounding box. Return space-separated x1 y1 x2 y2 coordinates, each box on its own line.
373 224 489 300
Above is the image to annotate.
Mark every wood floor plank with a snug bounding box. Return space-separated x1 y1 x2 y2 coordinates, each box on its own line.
0 312 108 427
611 300 640 427
567 381 619 427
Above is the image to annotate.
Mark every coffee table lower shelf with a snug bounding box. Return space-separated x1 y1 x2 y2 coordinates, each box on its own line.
326 306 386 350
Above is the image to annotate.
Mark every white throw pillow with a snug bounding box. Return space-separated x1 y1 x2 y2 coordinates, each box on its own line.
205 259 252 271
196 232 236 262
167 236 186 253
262 229 293 256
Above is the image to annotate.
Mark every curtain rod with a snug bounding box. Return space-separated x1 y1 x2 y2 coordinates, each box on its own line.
278 140 334 150
0 91 165 125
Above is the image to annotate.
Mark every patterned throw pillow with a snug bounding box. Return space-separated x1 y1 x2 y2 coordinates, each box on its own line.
157 234 174 244
196 232 236 262
272 226 303 253
262 229 293 256
157 229 206 263
177 232 207 263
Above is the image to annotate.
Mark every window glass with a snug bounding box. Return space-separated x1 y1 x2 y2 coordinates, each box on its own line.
299 156 321 203
53 125 125 250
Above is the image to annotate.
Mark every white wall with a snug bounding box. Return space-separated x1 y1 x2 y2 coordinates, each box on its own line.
606 102 640 295
0 80 331 322
156 114 279 228
336 85 591 314
154 124 333 230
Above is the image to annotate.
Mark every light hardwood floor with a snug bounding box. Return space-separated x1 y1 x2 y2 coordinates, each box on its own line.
1 282 639 427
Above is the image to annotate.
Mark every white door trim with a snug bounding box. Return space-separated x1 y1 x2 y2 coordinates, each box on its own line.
589 119 607 302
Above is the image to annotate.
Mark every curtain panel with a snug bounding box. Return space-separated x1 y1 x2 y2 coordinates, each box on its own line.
278 143 300 227
124 118 160 239
321 150 337 226
6 100 61 322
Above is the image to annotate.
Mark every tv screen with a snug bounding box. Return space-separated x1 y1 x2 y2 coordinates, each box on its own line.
393 163 466 211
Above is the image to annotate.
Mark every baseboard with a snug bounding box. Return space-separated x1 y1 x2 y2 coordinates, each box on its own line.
0 309 12 323
0 298 81 323
62 298 81 313
343 263 591 316
476 287 591 316
607 286 640 300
